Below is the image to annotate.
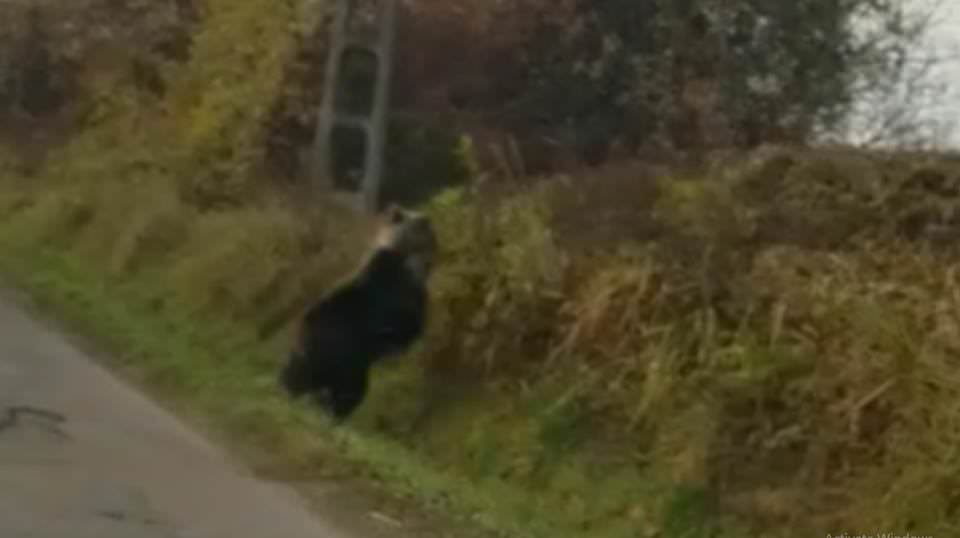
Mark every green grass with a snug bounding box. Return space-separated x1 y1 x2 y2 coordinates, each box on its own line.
0 217 742 538
8 147 960 538
0 240 477 530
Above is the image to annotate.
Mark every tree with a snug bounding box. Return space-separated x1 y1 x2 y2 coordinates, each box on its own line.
502 0 947 161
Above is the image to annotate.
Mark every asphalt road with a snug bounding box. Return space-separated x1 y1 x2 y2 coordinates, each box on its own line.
0 292 354 538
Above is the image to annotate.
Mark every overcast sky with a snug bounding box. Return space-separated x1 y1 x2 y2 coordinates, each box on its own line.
916 0 960 147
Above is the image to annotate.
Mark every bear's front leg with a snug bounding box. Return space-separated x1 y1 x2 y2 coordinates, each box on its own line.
279 352 317 397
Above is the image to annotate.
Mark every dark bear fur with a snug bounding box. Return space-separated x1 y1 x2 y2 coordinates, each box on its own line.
279 205 437 420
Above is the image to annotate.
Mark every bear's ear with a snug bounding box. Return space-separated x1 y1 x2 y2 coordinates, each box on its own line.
383 204 405 225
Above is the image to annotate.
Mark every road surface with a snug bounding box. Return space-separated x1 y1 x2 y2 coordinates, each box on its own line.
0 290 356 538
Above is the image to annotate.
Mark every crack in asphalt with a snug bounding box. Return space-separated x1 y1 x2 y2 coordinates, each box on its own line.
0 405 69 439
94 506 179 536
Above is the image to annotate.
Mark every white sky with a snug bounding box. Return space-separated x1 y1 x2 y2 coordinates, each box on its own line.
916 0 960 147
842 0 960 148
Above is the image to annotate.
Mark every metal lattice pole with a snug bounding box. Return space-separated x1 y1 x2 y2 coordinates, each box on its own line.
309 0 398 214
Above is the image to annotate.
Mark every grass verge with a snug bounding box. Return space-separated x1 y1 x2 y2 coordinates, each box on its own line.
0 236 506 537
0 178 755 538
0 221 727 538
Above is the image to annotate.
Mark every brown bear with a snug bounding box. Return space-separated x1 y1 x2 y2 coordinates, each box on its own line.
278 205 438 420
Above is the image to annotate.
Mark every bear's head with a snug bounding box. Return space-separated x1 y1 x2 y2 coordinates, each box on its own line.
374 204 438 281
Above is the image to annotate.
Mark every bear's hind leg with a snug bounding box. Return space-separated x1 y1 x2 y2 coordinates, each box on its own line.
328 367 369 421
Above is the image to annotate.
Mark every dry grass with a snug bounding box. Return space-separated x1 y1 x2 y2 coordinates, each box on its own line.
404 147 960 536
7 145 960 536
